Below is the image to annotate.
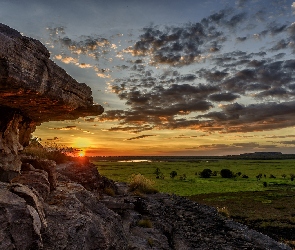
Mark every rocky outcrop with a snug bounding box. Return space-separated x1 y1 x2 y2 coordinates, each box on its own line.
0 23 103 181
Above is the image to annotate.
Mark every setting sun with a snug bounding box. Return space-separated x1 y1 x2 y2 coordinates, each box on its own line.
78 151 85 157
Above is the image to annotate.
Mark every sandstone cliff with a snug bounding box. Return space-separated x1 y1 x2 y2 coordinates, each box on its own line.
0 23 103 181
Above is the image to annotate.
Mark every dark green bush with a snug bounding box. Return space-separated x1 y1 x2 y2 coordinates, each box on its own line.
170 171 177 178
220 169 234 178
199 169 212 178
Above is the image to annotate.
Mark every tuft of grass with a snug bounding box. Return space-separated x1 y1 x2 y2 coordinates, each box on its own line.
147 238 154 247
129 174 158 194
217 206 230 218
104 187 115 196
138 219 153 228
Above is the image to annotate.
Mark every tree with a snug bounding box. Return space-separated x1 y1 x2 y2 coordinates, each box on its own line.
220 169 234 178
154 168 163 179
199 169 212 178
170 171 177 179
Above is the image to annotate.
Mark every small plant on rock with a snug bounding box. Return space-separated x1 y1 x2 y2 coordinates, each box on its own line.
138 219 153 228
129 174 158 194
104 187 115 196
217 206 230 218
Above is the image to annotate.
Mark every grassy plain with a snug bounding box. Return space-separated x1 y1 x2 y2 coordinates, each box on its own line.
94 159 295 247
94 159 295 196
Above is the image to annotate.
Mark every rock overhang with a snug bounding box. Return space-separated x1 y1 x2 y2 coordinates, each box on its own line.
0 23 103 123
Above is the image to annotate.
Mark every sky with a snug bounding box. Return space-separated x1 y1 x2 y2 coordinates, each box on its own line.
2 0 295 156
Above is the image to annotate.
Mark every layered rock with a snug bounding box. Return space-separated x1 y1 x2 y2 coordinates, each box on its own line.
0 23 103 181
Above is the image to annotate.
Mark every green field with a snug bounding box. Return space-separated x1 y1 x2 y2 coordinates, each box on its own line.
94 159 295 196
94 159 295 247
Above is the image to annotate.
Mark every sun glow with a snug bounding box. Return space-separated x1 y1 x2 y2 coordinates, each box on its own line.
73 137 92 148
78 151 85 157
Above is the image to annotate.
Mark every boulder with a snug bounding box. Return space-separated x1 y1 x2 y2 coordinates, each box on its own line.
56 161 118 193
0 183 43 249
22 157 57 191
11 169 50 200
43 182 128 250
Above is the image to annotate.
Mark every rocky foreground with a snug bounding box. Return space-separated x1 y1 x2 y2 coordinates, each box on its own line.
0 158 291 250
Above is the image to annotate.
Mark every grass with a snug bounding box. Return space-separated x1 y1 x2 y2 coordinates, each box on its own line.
128 174 158 194
94 159 295 196
93 159 295 248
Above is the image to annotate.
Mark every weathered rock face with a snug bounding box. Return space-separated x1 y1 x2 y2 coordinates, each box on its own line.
0 23 103 181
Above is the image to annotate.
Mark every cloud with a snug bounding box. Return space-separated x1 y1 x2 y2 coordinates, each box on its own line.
106 125 154 133
124 8 250 67
125 134 156 141
46 5 295 137
208 93 240 102
50 126 78 131
278 140 295 145
55 55 78 64
196 101 295 133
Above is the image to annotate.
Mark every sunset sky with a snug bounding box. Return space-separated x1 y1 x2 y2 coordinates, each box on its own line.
2 0 295 156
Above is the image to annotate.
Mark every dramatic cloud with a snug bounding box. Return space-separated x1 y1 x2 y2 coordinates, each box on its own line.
123 8 250 66
47 3 295 136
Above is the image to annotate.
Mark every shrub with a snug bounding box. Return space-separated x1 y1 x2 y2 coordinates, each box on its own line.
220 169 234 178
269 174 276 179
199 169 212 178
242 174 249 178
153 167 163 179
236 172 242 176
290 174 295 181
138 219 153 228
170 171 177 179
22 137 75 163
129 174 158 194
263 182 268 187
282 174 287 179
